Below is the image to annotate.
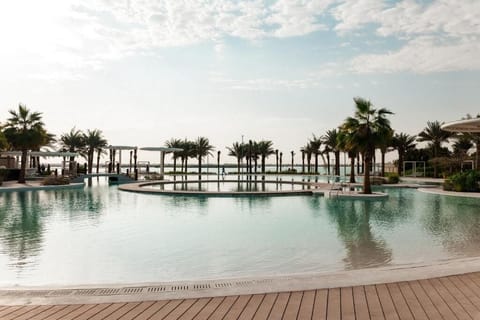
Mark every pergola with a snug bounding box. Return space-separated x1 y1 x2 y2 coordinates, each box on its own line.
441 118 480 133
107 145 137 175
140 147 183 179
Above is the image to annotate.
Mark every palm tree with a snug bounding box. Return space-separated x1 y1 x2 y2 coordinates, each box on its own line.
418 121 453 177
322 129 340 176
193 137 214 177
59 127 85 171
227 142 246 174
96 147 107 173
179 139 195 173
3 104 50 183
301 143 314 173
166 138 183 173
341 97 393 194
257 140 275 173
83 129 107 174
309 135 322 174
392 133 416 176
453 134 473 169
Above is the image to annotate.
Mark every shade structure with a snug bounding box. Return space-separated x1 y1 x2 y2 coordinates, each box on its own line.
140 147 183 178
107 146 138 173
441 118 480 133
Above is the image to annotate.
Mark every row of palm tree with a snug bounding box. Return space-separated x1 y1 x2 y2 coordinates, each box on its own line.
0 104 108 182
226 140 276 174
59 128 108 174
165 137 215 174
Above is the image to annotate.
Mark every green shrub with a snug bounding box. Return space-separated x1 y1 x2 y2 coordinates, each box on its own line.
42 176 70 186
385 173 400 184
444 170 480 192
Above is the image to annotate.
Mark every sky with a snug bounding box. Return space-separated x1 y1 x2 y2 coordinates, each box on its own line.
0 0 479 164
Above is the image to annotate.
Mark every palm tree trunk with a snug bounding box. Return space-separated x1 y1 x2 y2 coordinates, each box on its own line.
363 153 372 194
326 154 330 175
314 153 318 174
381 150 386 176
237 158 240 174
96 149 101 173
349 154 355 183
301 152 305 173
254 158 258 173
335 151 340 176
198 156 202 180
173 157 177 173
18 149 27 183
261 155 266 173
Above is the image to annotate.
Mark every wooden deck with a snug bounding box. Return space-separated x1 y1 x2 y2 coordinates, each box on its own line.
2 272 480 319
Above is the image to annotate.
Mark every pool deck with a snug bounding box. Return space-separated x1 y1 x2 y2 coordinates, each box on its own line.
1 271 480 319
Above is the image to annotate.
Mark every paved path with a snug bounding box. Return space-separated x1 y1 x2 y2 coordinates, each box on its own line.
2 272 480 319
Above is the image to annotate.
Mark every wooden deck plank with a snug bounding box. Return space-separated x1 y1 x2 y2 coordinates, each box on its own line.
99 302 139 320
297 290 315 320
267 292 290 320
282 291 302 320
208 296 239 320
192 297 225 320
326 288 341 320
428 278 471 320
41 304 90 320
178 298 211 320
132 300 170 320
117 301 156 320
252 293 278 320
439 277 479 318
148 299 184 320
341 287 355 320
9 305 53 320
2 305 42 320
312 289 328 320
408 281 443 320
223 295 253 320
238 294 265 320
0 306 24 318
25 305 68 320
161 299 197 320
352 286 370 320
60 304 109 320
81 303 127 320
453 275 480 305
386 283 414 320
418 279 458 320
364 285 385 320
375 284 399 320
397 282 428 320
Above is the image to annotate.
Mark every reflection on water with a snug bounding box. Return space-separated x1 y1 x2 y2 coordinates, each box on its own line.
325 200 392 269
0 181 480 285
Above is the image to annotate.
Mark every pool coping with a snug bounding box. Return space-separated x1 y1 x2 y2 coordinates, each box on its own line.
418 187 480 198
1 257 479 305
0 182 85 193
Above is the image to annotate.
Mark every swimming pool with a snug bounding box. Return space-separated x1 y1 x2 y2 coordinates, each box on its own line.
0 178 479 286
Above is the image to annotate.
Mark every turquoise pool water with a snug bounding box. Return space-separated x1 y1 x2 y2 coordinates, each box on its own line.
0 179 479 286
142 180 312 192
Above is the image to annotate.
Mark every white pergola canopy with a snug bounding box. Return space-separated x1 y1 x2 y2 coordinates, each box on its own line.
140 147 183 177
441 118 480 133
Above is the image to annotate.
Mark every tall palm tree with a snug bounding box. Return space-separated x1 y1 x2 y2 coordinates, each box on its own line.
3 104 50 183
309 135 322 174
179 139 195 173
378 128 394 176
194 137 214 176
392 133 416 176
166 138 183 173
301 143 313 173
257 140 275 173
418 121 453 177
59 127 85 171
83 129 107 174
227 142 246 174
341 97 393 194
453 134 473 168
322 129 340 176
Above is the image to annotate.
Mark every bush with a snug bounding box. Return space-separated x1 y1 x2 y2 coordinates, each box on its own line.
42 176 70 186
385 173 400 184
444 170 480 192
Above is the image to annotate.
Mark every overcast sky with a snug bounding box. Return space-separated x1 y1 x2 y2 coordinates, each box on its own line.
1 0 479 163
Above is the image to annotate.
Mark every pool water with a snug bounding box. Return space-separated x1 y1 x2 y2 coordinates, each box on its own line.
0 179 479 286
